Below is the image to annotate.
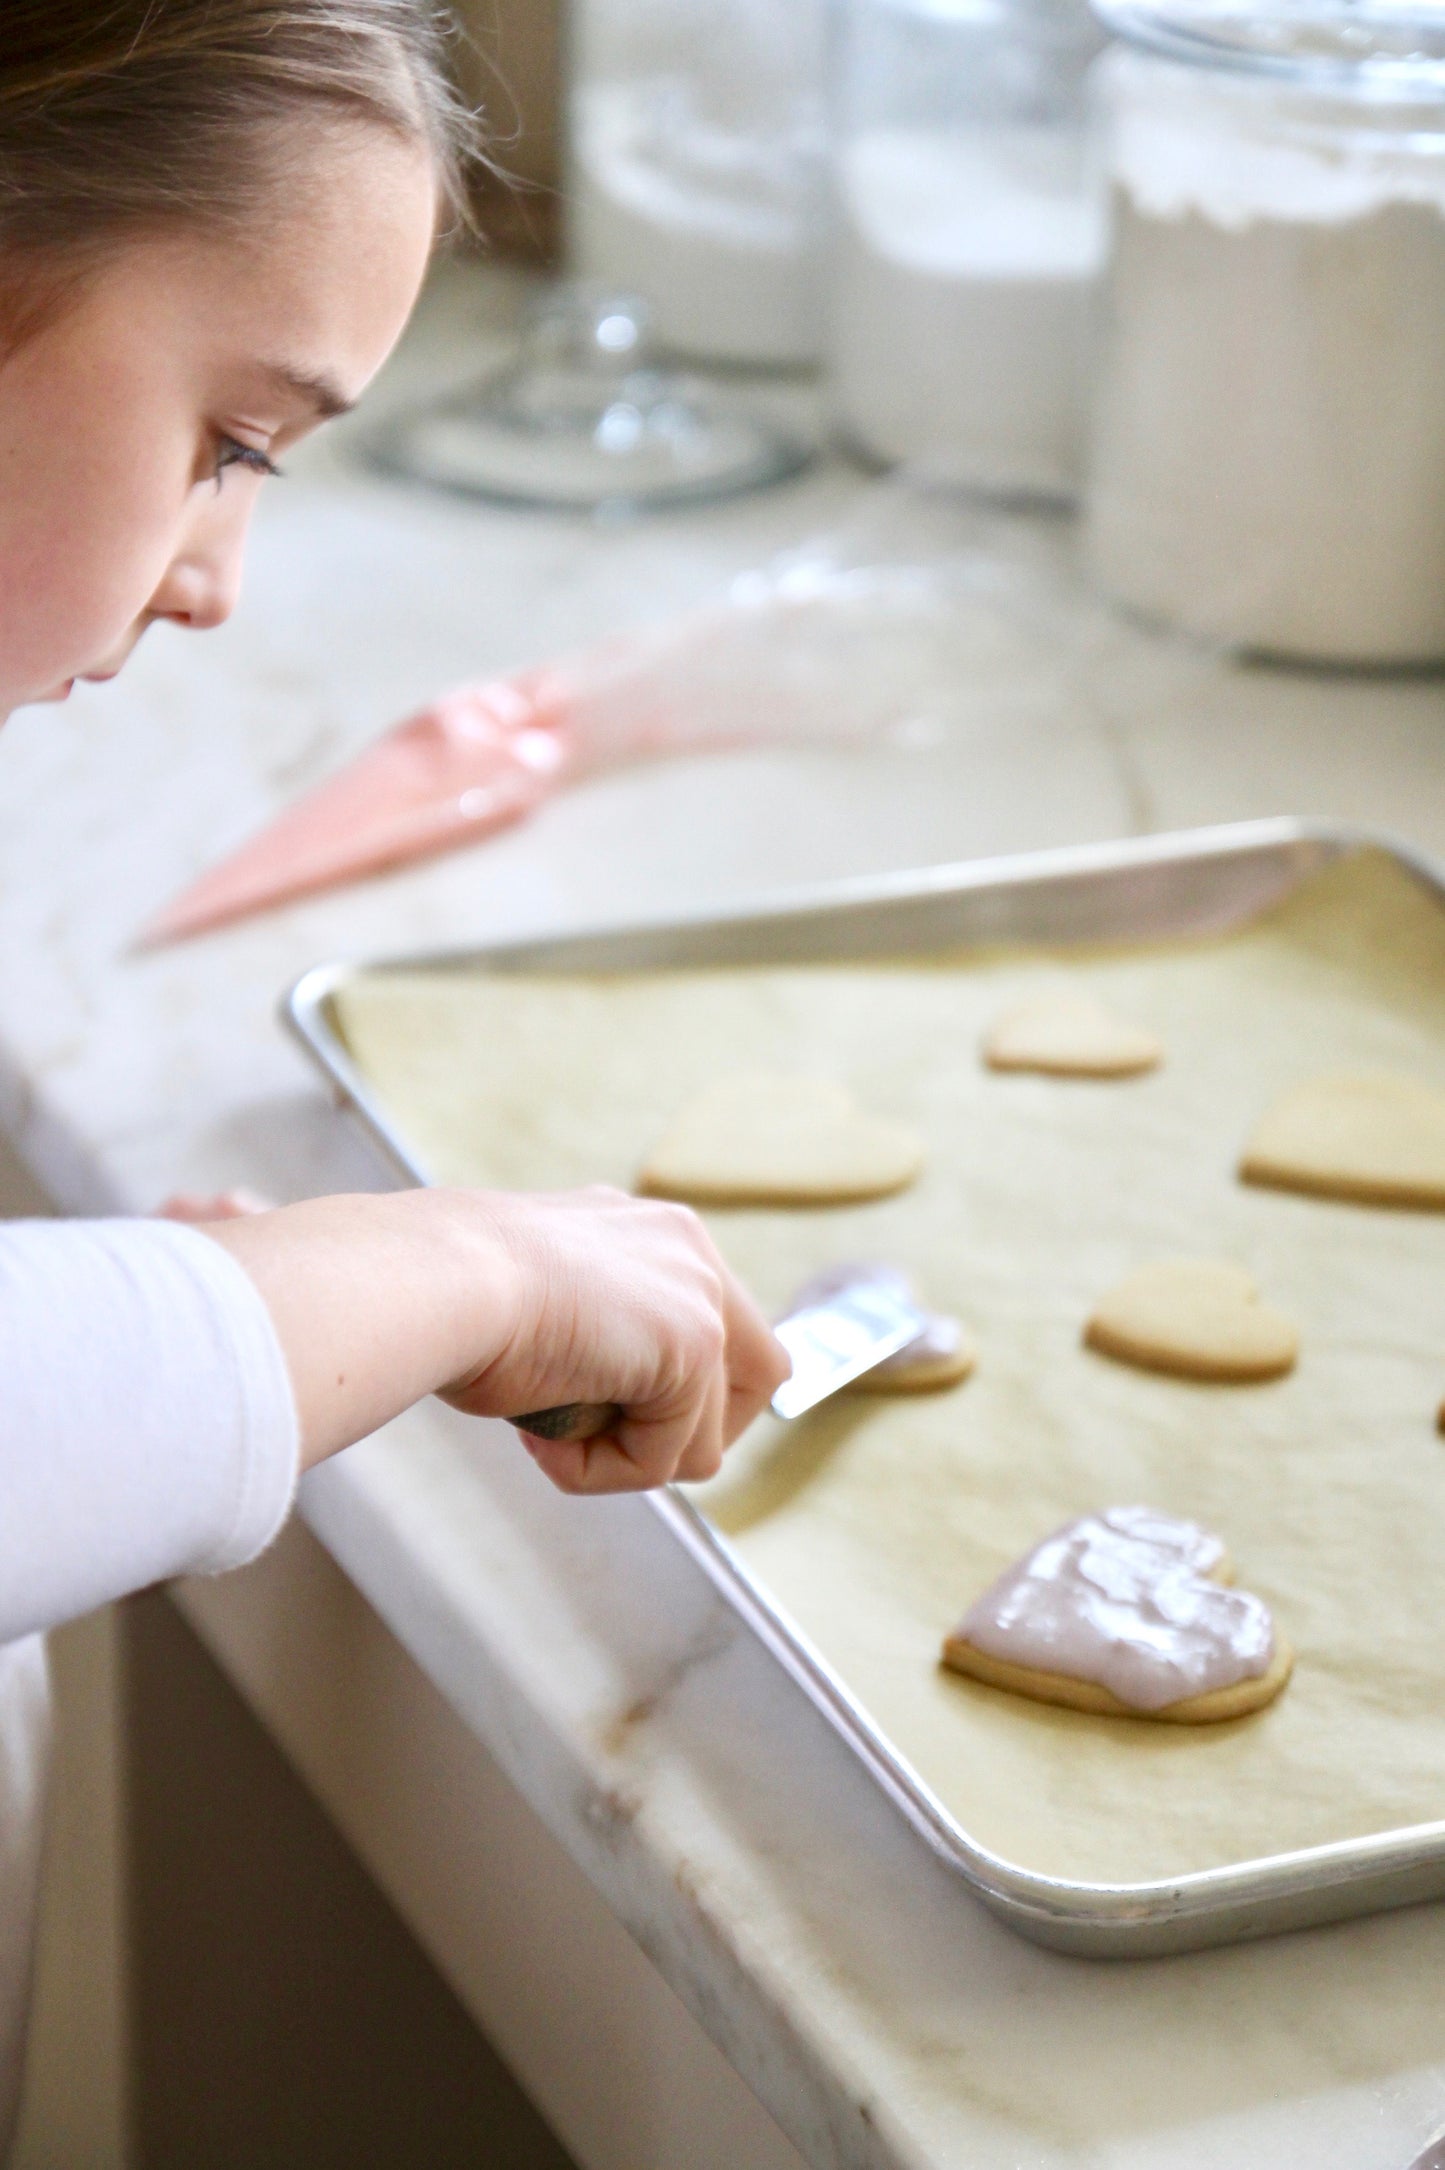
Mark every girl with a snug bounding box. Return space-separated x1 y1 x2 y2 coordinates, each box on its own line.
0 2 788 2139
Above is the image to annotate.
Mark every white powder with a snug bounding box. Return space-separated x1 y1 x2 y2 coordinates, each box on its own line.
829 128 1105 499
1086 65 1445 663
570 77 824 365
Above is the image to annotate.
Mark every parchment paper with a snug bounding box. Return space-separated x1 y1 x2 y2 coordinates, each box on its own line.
334 851 1445 1885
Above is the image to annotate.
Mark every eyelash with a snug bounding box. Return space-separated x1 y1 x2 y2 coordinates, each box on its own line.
214 435 282 487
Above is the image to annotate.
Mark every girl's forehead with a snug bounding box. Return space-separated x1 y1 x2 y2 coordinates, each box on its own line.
0 127 435 432
137 128 437 385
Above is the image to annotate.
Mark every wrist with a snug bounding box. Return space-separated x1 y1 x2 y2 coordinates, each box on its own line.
204 1189 526 1467
408 1189 528 1394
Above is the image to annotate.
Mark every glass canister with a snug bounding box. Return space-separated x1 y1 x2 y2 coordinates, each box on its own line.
828 0 1107 499
1085 3 1445 666
567 0 829 367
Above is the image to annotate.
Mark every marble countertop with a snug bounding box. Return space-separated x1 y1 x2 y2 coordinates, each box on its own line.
5 261 1445 2169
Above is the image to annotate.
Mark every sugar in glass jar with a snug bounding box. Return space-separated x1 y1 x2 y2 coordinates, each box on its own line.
568 0 828 367
828 0 1106 500
1085 1 1445 665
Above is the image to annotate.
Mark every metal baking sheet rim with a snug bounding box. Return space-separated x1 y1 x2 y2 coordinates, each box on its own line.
283 815 1445 1958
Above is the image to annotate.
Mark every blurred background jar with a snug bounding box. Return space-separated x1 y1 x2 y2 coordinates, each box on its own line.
1085 2 1445 666
828 0 1107 499
567 0 829 366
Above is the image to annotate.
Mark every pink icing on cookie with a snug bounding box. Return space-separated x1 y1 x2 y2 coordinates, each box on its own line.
958 1505 1275 1712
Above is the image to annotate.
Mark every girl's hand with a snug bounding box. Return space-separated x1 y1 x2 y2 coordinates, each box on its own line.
441 1187 788 1494
203 1186 789 1495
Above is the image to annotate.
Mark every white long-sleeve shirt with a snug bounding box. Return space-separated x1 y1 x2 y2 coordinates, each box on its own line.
0 1216 299 2148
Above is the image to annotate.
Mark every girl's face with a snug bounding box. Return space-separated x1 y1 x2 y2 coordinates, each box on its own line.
0 124 438 721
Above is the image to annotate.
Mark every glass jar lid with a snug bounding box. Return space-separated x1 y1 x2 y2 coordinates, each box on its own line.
362 287 813 515
1093 0 1445 93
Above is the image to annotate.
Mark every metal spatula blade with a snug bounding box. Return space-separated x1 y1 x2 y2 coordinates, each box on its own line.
770 1280 928 1420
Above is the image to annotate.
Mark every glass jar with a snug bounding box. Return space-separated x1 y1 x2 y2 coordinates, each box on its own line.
567 0 828 367
1085 3 1445 665
828 0 1106 499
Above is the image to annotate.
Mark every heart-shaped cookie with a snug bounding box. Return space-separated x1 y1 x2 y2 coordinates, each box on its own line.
1085 1259 1299 1383
1241 1071 1445 1210
865 1312 977 1393
783 1263 977 1393
638 1074 924 1206
983 992 1163 1078
941 1504 1292 1722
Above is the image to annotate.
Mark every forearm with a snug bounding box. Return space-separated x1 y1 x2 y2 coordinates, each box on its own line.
204 1190 519 1470
197 1181 787 1497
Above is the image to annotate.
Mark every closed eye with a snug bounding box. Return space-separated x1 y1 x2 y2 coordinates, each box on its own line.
214 435 283 487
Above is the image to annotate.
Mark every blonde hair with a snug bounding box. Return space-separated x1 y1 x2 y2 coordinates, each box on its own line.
0 2 480 287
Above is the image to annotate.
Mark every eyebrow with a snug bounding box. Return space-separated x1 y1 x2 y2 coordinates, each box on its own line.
260 361 356 421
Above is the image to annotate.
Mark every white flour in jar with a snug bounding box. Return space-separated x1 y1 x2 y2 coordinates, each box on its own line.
829 128 1105 499
570 77 825 365
1086 73 1445 664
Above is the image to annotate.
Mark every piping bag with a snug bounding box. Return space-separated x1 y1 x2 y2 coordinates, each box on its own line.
139 664 581 946
137 615 748 945
139 557 992 946
140 571 927 946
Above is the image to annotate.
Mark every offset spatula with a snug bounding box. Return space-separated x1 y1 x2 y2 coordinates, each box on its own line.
768 1276 927 1418
512 1278 928 1442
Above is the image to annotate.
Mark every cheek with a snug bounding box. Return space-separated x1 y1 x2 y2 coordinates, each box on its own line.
0 398 190 702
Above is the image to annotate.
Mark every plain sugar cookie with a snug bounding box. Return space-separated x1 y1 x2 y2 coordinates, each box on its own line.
983 992 1162 1078
638 1074 924 1206
1085 1259 1299 1384
941 1505 1293 1723
1241 1071 1445 1210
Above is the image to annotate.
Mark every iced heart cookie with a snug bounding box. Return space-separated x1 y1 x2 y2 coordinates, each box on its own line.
1085 1259 1300 1384
638 1074 924 1206
941 1505 1292 1722
784 1263 977 1394
983 992 1163 1078
865 1311 977 1393
1240 1071 1445 1210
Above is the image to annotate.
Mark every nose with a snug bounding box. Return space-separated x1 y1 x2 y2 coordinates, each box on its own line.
148 492 250 633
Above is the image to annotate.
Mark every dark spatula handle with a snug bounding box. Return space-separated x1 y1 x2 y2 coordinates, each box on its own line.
511 1401 621 1444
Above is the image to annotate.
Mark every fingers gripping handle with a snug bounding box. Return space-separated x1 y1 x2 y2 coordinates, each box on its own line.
511 1401 620 1443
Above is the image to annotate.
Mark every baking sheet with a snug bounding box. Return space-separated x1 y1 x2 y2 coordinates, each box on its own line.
323 843 1445 1900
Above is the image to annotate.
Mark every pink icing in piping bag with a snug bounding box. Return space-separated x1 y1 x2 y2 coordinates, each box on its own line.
139 667 579 945
138 608 750 945
140 568 965 944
